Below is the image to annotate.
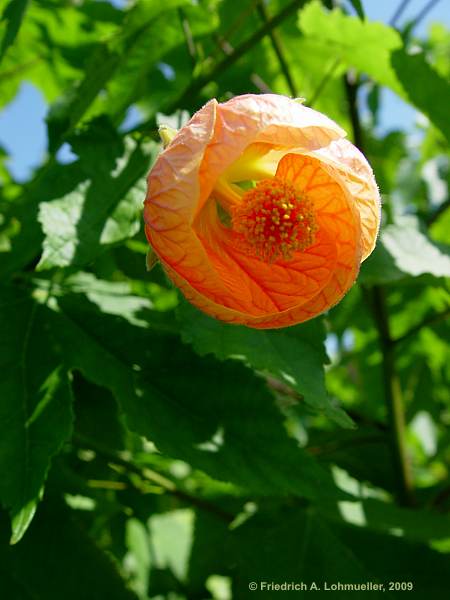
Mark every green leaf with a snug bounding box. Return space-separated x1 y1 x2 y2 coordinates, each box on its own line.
361 217 450 284
0 161 85 280
188 511 231 594
177 300 353 428
0 498 137 599
125 518 152 598
72 373 126 452
334 517 450 597
231 508 386 598
48 272 154 328
299 2 450 142
0 0 29 62
318 496 450 543
299 1 403 93
391 48 450 145
0 1 119 110
230 507 450 598
37 130 157 270
104 1 218 120
46 44 121 152
308 425 395 492
46 0 189 150
0 286 73 542
104 18 184 121
149 509 194 582
348 0 365 20
45 291 341 501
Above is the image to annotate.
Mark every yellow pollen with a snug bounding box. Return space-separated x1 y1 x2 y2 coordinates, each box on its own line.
231 178 317 262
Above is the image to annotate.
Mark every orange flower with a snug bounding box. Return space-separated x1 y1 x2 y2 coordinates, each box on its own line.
144 94 380 329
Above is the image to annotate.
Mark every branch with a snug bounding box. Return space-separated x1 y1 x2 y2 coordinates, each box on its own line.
389 0 412 27
307 434 386 457
129 0 308 134
178 8 197 66
175 0 306 105
308 57 340 107
212 0 261 61
212 34 273 93
344 71 364 150
368 286 416 506
432 485 450 511
0 57 41 83
256 0 298 97
394 307 450 345
266 376 388 432
73 433 233 523
344 71 415 506
426 197 450 226
410 0 442 33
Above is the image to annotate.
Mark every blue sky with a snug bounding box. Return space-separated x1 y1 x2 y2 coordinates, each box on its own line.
0 0 449 181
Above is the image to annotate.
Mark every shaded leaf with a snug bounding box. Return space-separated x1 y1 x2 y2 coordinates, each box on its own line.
178 300 353 428
231 507 450 598
318 496 450 543
0 0 29 62
0 498 137 599
334 517 450 597
348 0 365 20
391 48 450 145
0 286 73 542
231 508 386 599
46 291 342 501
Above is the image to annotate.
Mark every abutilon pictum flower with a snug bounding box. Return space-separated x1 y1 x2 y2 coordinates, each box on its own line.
144 94 380 329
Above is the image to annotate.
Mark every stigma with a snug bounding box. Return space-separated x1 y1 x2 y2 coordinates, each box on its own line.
231 178 317 262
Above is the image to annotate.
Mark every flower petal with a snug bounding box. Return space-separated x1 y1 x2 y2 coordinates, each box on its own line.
198 94 347 216
190 153 361 327
144 99 246 312
144 94 376 329
309 138 381 260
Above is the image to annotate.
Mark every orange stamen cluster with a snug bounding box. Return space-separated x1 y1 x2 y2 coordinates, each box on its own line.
232 178 317 262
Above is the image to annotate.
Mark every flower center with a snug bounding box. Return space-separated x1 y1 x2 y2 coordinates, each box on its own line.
231 178 317 262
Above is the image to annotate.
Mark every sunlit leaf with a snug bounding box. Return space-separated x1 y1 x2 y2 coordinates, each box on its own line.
299 1 402 93
37 128 158 270
361 217 450 284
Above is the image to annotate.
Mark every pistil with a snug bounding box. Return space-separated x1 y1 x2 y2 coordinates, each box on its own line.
232 178 317 262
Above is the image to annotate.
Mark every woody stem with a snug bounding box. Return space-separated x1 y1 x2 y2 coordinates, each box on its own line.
129 0 309 135
256 0 298 97
369 286 415 506
73 433 233 523
345 74 415 506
